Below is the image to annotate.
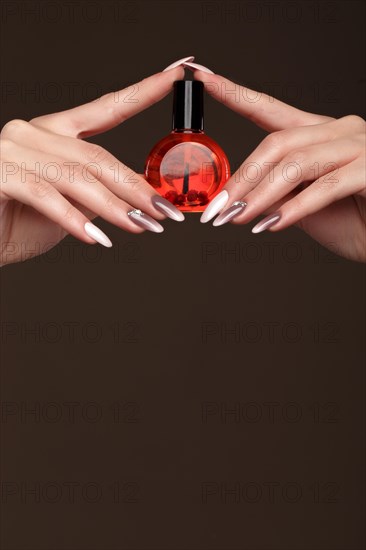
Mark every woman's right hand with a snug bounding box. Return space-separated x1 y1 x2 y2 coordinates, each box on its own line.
0 65 185 266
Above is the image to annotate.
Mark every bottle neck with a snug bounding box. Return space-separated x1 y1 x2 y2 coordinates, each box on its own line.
172 80 204 132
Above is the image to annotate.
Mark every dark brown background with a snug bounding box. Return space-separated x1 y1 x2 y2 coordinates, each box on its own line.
1 1 365 549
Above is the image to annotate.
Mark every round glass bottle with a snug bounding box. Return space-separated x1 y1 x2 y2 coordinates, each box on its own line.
144 80 230 212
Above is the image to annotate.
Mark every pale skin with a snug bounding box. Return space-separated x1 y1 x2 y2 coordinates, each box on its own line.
0 65 185 265
1 61 365 264
192 70 366 263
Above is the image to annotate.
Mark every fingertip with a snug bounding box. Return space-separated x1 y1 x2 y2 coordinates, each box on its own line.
159 64 185 79
161 56 195 73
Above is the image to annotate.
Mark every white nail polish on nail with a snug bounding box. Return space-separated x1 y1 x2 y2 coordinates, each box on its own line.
252 214 281 234
183 62 214 74
162 56 195 72
84 222 112 248
200 190 229 223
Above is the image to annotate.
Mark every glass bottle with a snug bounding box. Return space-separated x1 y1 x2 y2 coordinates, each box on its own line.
144 80 230 212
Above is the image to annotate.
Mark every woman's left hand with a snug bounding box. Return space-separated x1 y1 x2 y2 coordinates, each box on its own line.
195 70 366 262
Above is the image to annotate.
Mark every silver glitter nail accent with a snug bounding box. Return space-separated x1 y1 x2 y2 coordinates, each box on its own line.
127 209 143 217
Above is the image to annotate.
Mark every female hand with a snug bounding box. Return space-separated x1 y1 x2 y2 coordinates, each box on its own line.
191 68 366 262
0 65 186 266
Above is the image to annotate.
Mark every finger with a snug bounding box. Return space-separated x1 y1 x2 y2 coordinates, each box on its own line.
221 120 338 204
29 66 185 138
2 120 178 221
291 198 366 262
193 71 334 131
253 159 365 233
3 141 155 234
230 137 361 224
200 115 362 223
1 142 113 246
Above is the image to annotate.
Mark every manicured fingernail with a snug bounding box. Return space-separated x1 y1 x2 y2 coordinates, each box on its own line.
183 62 214 74
162 56 195 72
84 222 112 248
252 213 281 234
127 209 164 233
200 190 229 223
151 195 185 222
213 201 247 227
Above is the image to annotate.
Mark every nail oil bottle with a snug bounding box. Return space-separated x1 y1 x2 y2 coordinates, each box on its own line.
144 80 230 212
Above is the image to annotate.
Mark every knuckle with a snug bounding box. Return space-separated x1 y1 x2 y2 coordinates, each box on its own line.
0 138 15 156
103 193 117 212
27 180 53 199
31 113 79 137
84 143 109 165
29 115 42 125
30 113 61 133
283 149 308 168
126 176 141 194
318 172 338 191
1 119 29 138
289 193 304 214
63 204 77 221
342 114 365 130
123 169 142 191
263 130 287 151
105 96 126 126
97 91 113 102
68 117 86 138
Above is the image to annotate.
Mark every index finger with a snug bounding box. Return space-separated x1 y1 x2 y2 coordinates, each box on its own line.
192 70 333 131
30 65 185 138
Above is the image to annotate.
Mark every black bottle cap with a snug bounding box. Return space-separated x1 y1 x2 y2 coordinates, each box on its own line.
172 80 204 131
